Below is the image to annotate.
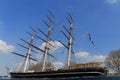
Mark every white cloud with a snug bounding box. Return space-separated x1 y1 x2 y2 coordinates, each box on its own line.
14 60 37 72
53 62 64 69
0 40 14 53
75 52 89 58
75 51 106 63
90 55 106 62
14 61 24 71
35 54 43 60
40 41 63 51
106 0 119 4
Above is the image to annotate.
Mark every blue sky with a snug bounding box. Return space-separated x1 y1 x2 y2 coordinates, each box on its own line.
0 0 120 75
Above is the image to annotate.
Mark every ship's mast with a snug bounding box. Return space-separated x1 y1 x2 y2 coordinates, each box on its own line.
59 15 74 68
22 30 35 72
67 15 73 67
42 12 54 71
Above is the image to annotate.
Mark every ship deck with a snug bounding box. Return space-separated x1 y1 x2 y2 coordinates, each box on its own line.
10 68 107 78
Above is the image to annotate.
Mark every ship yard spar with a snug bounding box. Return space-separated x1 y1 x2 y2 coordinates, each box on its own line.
11 28 38 72
10 12 108 78
22 30 34 72
11 11 56 73
66 14 73 67
42 11 54 71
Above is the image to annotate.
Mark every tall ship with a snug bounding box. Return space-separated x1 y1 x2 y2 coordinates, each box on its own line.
10 12 108 78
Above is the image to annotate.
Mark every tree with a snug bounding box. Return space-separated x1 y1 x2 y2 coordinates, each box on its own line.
105 49 120 76
28 62 54 72
63 61 77 69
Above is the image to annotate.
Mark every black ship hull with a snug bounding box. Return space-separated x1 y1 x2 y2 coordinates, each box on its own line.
10 68 107 78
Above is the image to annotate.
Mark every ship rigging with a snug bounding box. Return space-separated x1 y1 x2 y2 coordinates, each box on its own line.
10 12 108 78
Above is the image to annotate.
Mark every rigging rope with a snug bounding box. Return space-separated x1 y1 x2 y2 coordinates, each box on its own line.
88 33 96 49
88 33 102 53
74 33 101 53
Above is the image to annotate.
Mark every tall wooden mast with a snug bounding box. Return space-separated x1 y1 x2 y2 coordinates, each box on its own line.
22 29 35 72
67 15 73 67
11 29 38 72
42 12 54 71
59 14 74 68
